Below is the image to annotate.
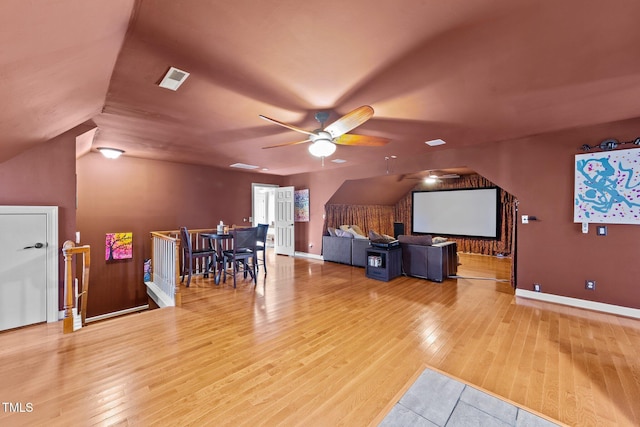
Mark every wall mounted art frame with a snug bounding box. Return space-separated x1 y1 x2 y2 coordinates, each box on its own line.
294 189 310 222
574 148 640 224
105 232 133 260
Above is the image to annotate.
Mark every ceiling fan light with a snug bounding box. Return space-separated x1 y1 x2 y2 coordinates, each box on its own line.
308 139 336 157
97 147 124 159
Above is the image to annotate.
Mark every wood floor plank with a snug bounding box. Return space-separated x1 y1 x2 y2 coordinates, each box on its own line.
0 252 639 426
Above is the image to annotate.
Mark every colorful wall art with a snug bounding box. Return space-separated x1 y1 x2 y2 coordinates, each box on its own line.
294 189 310 222
143 258 152 282
574 148 640 224
105 232 133 260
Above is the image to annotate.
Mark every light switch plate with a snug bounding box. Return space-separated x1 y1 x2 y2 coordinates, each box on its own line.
596 226 607 236
522 215 529 224
582 222 589 234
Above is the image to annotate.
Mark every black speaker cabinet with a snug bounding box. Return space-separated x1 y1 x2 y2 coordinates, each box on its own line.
393 222 405 238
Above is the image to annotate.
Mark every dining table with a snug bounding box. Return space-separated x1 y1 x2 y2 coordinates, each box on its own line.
200 232 234 285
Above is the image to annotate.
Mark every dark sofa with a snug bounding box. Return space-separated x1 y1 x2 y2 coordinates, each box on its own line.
398 235 458 282
322 235 371 267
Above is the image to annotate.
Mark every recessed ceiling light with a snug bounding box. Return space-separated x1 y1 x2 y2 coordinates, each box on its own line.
425 139 446 146
331 159 347 163
159 66 190 91
261 168 269 171
230 163 259 169
97 147 124 159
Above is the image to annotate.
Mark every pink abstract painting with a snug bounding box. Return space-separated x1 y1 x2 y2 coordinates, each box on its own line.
105 232 133 260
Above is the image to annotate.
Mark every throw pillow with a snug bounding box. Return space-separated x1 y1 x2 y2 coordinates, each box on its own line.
335 229 354 238
432 236 448 244
344 227 366 239
327 227 337 237
369 230 396 243
368 230 383 241
350 225 365 237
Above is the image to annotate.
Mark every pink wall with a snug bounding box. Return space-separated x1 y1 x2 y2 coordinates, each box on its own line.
2 116 639 316
76 153 283 317
0 127 81 309
288 117 640 309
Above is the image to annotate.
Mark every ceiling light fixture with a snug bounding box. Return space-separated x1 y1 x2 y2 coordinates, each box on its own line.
97 147 124 159
308 139 336 158
425 139 446 147
424 176 437 184
385 155 397 174
230 163 260 169
580 136 640 152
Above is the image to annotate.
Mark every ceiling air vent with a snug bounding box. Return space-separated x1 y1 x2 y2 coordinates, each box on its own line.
230 163 260 170
159 67 190 91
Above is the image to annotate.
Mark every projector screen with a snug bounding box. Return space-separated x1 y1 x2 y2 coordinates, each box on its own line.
412 188 499 238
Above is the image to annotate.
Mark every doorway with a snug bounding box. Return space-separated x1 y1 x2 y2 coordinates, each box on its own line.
0 206 59 331
252 183 277 247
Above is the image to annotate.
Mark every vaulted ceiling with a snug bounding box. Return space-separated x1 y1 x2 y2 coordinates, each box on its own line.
2 0 640 176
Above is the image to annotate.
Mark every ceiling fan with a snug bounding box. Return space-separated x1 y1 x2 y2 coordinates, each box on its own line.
259 105 390 158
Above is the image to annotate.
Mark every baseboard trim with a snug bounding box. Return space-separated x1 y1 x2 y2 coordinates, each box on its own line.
515 289 640 319
85 305 149 323
294 251 324 261
145 281 176 308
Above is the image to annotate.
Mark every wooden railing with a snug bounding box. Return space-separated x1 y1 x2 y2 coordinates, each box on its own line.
62 241 91 334
147 228 216 308
147 231 180 308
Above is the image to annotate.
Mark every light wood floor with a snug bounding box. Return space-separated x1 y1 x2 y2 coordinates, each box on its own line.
1 252 639 426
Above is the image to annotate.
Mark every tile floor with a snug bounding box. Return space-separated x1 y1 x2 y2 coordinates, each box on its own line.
379 368 561 427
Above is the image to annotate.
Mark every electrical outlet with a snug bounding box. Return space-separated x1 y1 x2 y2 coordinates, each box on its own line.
522 215 529 224
585 280 596 290
533 283 541 292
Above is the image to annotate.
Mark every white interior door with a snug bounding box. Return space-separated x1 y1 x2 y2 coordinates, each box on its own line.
0 206 58 331
275 186 295 256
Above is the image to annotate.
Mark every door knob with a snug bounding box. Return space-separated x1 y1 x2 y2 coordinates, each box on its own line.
23 242 44 249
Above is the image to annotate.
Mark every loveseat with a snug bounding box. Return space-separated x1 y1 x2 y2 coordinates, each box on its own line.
322 225 374 267
398 235 458 282
322 235 371 267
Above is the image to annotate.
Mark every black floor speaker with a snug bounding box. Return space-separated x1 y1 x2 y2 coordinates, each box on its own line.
393 222 405 238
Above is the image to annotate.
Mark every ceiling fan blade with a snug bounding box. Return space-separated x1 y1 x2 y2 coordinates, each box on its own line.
258 115 315 136
334 133 390 146
324 105 374 138
262 138 311 149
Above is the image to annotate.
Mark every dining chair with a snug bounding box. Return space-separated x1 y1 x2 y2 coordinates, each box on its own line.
256 223 269 275
222 227 258 288
179 227 215 287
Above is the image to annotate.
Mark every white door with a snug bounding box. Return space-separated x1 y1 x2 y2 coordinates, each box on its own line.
0 206 58 331
275 186 295 256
